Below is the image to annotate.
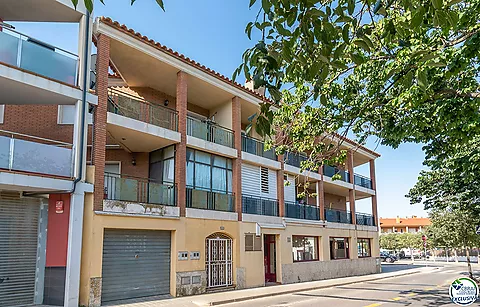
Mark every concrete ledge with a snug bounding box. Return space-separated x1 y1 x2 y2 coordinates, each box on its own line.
241 152 281 170
242 214 284 226
0 171 73 192
187 136 237 158
323 176 354 189
284 218 326 227
326 221 356 230
186 208 238 221
284 165 321 180
355 185 376 195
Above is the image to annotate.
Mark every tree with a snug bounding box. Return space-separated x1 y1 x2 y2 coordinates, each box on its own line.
397 232 423 261
379 233 401 251
72 0 165 12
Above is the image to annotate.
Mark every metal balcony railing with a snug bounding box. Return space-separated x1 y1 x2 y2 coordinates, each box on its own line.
108 89 178 131
356 212 376 226
324 208 352 224
0 130 73 178
354 174 373 189
241 134 276 160
323 165 350 182
104 173 176 206
242 195 279 216
285 202 320 221
186 188 235 212
284 152 308 168
0 27 78 86
187 116 234 148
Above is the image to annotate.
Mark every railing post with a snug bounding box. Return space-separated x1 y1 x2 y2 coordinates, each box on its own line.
8 135 14 171
16 36 22 68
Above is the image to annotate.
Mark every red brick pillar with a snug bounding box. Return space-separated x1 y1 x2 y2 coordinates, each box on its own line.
232 96 243 220
347 150 356 224
318 166 325 220
369 159 378 226
93 34 110 211
176 71 188 217
277 154 285 217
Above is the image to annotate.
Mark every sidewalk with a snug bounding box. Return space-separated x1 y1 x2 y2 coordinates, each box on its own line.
105 266 437 307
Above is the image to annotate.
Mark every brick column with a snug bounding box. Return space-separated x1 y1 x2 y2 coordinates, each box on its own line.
347 150 356 224
176 71 188 217
92 34 110 211
277 154 285 217
369 159 378 226
232 96 243 221
318 166 325 220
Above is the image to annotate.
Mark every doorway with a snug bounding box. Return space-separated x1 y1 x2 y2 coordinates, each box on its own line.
264 234 276 283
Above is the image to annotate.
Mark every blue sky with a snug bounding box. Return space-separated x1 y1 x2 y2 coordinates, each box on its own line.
12 0 428 218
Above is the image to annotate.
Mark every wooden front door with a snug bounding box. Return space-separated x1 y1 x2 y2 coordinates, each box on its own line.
264 234 276 283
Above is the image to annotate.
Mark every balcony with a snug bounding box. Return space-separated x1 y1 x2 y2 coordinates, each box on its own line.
285 202 320 221
356 212 375 226
108 89 178 131
354 174 373 189
242 195 279 217
0 130 73 178
241 135 276 160
187 116 234 148
324 208 352 224
284 152 307 168
323 165 350 183
103 173 177 215
0 28 78 86
186 188 235 212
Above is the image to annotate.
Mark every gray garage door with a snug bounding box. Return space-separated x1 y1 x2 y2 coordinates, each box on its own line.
0 197 41 307
101 229 171 303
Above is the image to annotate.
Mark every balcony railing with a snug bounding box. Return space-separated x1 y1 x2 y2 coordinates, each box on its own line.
0 27 78 86
104 173 176 206
284 152 308 168
354 174 373 189
0 130 73 178
108 89 178 131
242 195 279 216
285 202 320 221
323 165 350 183
324 208 352 224
186 188 235 212
187 116 234 148
356 212 375 226
241 134 277 160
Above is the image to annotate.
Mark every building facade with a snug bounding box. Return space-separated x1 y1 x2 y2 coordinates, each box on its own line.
380 216 431 233
0 1 95 307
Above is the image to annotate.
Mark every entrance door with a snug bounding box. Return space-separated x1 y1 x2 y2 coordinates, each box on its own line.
264 234 276 283
205 233 233 288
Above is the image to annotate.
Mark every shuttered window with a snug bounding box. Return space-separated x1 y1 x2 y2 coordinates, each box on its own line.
261 167 269 193
245 233 262 251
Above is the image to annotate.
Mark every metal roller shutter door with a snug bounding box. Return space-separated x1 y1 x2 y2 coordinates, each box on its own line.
0 197 40 307
101 229 171 303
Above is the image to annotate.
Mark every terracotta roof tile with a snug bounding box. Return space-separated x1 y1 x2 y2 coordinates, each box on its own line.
380 218 431 227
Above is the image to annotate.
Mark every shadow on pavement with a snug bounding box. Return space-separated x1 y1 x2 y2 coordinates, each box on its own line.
293 293 408 305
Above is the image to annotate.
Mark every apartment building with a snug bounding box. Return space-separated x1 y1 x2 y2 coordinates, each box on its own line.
380 216 431 233
0 1 95 307
76 17 381 306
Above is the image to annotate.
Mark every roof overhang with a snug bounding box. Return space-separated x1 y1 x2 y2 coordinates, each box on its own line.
0 0 86 22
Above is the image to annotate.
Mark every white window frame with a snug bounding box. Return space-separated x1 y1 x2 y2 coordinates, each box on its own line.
57 105 93 125
0 105 4 124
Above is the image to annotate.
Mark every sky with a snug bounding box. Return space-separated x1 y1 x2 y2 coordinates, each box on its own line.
11 0 428 218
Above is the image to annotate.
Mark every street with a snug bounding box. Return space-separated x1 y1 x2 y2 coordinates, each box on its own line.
223 264 475 307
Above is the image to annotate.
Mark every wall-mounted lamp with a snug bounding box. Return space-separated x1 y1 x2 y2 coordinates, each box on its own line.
164 99 169 106
131 156 136 166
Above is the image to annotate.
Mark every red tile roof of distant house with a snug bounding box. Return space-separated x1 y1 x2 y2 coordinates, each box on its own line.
380 217 431 228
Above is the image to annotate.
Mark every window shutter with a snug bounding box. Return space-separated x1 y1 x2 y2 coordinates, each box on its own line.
254 236 262 251
245 234 254 251
261 167 269 193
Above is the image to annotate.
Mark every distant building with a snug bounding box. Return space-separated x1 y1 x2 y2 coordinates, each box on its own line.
380 216 431 233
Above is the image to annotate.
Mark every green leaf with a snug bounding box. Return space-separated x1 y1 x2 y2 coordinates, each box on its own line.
249 0 257 7
84 0 93 12
353 39 371 53
411 7 425 28
245 123 253 135
342 24 350 43
247 113 258 122
347 0 355 15
350 53 365 65
318 54 329 64
155 0 165 11
71 0 79 8
245 22 254 40
431 0 443 9
262 0 271 12
419 53 436 62
426 61 447 67
417 69 428 91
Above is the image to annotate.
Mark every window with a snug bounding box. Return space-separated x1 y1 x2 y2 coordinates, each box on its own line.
149 145 175 184
292 236 319 262
261 167 269 193
330 237 349 260
186 148 232 194
0 105 4 124
245 233 262 251
357 238 371 258
58 105 93 124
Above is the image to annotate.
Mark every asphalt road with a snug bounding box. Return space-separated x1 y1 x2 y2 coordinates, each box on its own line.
223 265 477 307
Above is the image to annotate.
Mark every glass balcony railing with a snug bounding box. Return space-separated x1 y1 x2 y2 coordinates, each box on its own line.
356 212 375 226
354 174 373 189
104 173 176 206
284 152 308 168
324 208 352 224
0 130 73 178
187 116 234 148
108 89 178 131
242 195 279 216
186 188 235 212
285 201 320 221
0 28 78 86
241 134 277 160
323 165 350 182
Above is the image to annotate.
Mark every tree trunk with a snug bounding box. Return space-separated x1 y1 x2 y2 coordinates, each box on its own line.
410 247 414 262
466 248 473 280
454 249 459 263
446 247 449 263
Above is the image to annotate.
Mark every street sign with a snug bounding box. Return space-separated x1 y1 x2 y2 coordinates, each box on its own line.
476 225 480 235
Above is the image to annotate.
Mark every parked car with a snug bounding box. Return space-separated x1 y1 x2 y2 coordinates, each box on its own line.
380 251 397 263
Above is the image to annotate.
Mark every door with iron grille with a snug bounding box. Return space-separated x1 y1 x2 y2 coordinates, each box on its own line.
205 233 233 288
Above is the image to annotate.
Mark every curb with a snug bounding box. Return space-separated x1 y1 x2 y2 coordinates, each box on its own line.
206 268 437 306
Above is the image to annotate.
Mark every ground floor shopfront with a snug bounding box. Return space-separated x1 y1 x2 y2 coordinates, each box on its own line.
79 196 380 306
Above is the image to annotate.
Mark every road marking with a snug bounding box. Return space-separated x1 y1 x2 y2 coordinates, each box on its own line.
391 297 402 301
406 293 417 297
364 303 382 307
424 287 435 291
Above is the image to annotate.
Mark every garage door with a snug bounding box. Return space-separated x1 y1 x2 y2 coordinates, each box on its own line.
0 197 41 307
101 229 171 303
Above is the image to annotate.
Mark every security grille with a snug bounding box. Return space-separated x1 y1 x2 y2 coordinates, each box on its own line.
205 234 233 288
